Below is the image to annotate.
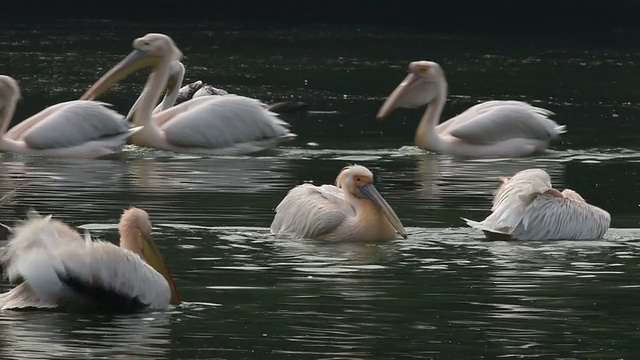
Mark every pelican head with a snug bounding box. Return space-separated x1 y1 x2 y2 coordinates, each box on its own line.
561 189 586 203
119 207 181 305
81 33 183 101
377 60 447 120
336 165 407 239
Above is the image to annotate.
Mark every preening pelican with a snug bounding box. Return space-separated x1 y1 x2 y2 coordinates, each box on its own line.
377 61 566 158
463 168 610 240
0 207 180 311
82 34 296 155
176 80 309 115
0 76 137 159
270 165 407 241
125 60 308 121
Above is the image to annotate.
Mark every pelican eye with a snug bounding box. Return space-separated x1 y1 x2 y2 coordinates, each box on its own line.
418 67 429 75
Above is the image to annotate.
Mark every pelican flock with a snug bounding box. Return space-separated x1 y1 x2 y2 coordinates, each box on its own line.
81 33 296 155
0 31 620 313
463 169 611 240
0 207 180 311
271 164 407 241
377 61 566 158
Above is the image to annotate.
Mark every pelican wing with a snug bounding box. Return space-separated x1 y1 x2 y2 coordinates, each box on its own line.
160 95 294 151
19 101 130 150
2 211 83 279
510 194 611 240
150 96 218 127
0 283 56 310
3 215 170 311
443 101 564 145
50 242 171 310
271 184 354 239
4 102 76 140
487 169 552 231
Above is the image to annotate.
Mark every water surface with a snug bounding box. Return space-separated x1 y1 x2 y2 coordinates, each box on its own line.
0 21 638 359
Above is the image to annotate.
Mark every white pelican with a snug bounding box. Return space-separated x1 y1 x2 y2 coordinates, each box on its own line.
270 164 407 241
0 76 138 159
377 61 566 158
125 60 307 121
463 168 610 240
81 34 296 155
0 207 181 311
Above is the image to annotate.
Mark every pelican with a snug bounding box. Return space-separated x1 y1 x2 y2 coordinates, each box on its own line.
270 164 407 241
463 168 610 240
0 207 181 311
377 61 566 158
176 80 309 115
125 60 307 121
81 34 296 155
0 76 137 159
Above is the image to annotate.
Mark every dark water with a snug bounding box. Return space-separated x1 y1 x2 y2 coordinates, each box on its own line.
0 21 639 359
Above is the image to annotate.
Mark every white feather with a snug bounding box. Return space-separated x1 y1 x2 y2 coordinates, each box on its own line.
0 283 56 310
19 101 132 149
161 95 293 150
270 183 352 240
444 101 565 145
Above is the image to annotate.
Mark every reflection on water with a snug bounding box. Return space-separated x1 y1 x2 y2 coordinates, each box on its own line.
0 310 172 359
0 21 638 359
127 153 293 193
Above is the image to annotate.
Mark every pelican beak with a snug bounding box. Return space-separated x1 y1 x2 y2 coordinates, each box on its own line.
81 49 161 101
141 233 181 305
376 73 420 121
358 183 407 239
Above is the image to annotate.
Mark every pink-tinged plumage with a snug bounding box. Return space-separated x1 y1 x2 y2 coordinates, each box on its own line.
0 207 180 311
377 61 565 158
463 168 610 240
270 165 407 242
0 75 138 159
82 33 295 156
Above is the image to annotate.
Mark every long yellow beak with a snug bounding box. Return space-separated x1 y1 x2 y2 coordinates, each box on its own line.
358 183 407 239
81 49 160 101
376 73 419 121
142 234 181 305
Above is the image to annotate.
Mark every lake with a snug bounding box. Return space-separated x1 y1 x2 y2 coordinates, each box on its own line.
0 20 638 359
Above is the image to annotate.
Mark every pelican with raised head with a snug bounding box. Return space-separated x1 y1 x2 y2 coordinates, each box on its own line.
82 33 296 155
0 207 181 311
270 165 407 241
463 168 610 240
377 61 566 158
0 75 137 159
